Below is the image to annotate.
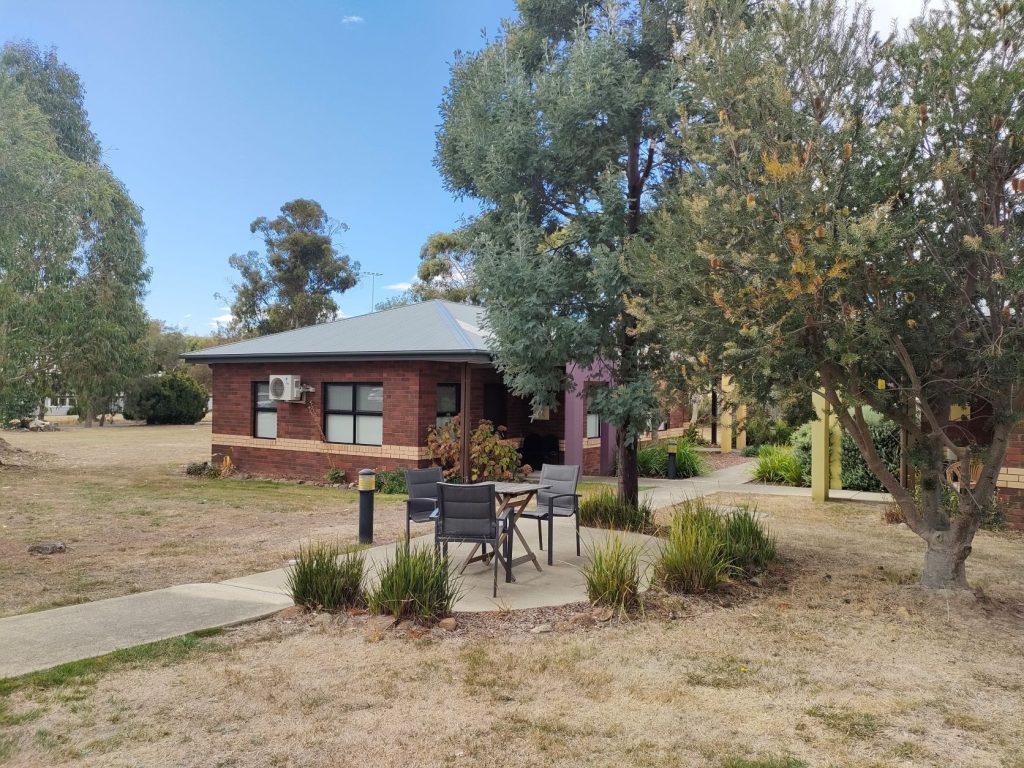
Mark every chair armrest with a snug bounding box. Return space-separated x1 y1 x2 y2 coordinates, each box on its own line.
548 493 580 503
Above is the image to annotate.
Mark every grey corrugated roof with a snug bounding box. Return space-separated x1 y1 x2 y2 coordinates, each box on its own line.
181 300 492 363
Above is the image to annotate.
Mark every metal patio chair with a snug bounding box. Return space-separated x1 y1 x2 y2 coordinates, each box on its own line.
435 482 507 597
404 467 443 543
519 464 581 566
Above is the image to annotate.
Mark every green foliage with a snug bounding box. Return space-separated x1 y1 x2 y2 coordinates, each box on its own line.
579 488 654 533
656 500 736 594
379 229 478 309
123 372 207 425
426 415 529 481
185 461 209 477
286 541 365 611
789 423 814 485
637 443 669 477
582 535 641 613
224 199 359 336
656 498 777 592
745 415 793 448
0 44 150 420
374 469 406 495
740 444 760 458
436 1 689 504
753 445 804 486
0 383 36 423
719 758 807 768
723 507 777 573
367 545 461 621
839 412 900 492
325 468 346 485
674 439 709 479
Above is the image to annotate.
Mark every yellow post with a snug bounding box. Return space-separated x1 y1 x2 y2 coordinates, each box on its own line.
720 375 735 452
811 391 831 502
735 402 747 451
829 408 842 490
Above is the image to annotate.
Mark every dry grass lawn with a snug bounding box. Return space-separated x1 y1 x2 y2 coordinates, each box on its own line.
2 488 1023 767
0 424 406 617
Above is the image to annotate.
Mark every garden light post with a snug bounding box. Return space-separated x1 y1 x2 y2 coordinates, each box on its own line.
358 468 375 544
666 442 677 480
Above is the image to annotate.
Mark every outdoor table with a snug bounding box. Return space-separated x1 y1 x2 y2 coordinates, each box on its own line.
492 481 548 583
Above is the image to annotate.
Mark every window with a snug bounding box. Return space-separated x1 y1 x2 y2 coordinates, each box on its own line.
324 383 383 445
436 384 460 427
483 383 507 427
586 385 603 439
254 382 278 439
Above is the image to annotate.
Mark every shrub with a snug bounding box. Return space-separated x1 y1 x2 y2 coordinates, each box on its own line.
683 425 710 446
582 535 641 613
752 445 803 486
745 415 793 447
579 488 653 533
426 416 530 481
374 469 407 495
325 468 346 485
789 422 814 484
123 372 207 425
674 439 709 478
286 541 366 611
368 545 461 621
637 443 669 477
656 499 735 593
185 461 208 477
839 411 900 492
740 444 760 457
723 506 776 572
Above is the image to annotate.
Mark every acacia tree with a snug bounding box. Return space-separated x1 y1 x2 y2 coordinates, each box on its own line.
437 0 688 504
0 42 149 423
638 0 1023 587
224 199 358 336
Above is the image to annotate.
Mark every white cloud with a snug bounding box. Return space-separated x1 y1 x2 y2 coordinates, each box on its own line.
386 282 413 291
208 309 232 328
341 15 364 25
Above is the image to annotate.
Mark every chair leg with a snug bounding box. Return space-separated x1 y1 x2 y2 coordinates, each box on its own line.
406 516 411 544
493 541 498 598
548 513 554 566
537 519 543 550
575 512 581 557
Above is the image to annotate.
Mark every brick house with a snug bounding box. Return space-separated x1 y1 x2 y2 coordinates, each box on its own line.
182 301 682 483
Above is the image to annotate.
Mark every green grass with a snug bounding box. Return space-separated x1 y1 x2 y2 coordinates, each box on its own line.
0 629 224 699
582 535 642 613
752 445 804 486
719 757 808 768
286 540 366 610
368 544 462 621
805 704 882 740
723 506 777 572
656 500 736 593
579 488 654 533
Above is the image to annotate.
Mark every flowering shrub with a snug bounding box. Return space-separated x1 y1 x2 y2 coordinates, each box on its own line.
426 415 531 481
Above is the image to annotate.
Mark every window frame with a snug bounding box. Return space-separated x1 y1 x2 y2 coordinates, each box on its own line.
585 384 604 439
253 381 278 440
436 383 461 427
323 382 384 446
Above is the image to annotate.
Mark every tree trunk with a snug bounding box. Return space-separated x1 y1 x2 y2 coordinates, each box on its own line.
921 530 973 589
617 431 639 508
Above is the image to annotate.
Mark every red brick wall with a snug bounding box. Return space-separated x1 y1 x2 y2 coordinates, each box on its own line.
999 423 1024 530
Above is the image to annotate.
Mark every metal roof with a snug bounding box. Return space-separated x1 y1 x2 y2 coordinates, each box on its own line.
181 301 492 363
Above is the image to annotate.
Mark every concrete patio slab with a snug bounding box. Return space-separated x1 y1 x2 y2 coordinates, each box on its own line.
0 583 292 679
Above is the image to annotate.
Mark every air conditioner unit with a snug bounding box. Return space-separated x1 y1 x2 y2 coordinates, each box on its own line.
269 374 303 402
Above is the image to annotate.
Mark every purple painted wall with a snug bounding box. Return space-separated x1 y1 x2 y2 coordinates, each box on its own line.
563 361 616 475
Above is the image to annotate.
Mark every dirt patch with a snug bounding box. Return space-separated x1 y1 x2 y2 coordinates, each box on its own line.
0 436 31 467
703 451 752 472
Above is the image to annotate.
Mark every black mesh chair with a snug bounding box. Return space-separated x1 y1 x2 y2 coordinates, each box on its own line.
404 467 443 543
436 482 507 597
519 464 581 566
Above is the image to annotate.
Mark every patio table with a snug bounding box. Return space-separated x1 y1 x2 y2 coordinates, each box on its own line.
461 482 549 583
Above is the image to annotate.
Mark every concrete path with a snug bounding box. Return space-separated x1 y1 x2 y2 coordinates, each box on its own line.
1 460 887 679
0 583 291 679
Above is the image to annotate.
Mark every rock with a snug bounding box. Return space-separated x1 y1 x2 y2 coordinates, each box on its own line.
895 606 911 620
364 614 396 642
312 612 333 628
529 623 553 634
28 541 66 555
750 574 765 587
278 605 306 620
897 523 909 531
572 613 597 628
437 617 459 632
592 606 614 622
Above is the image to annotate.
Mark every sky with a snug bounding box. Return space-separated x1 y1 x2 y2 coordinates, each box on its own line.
1 0 924 335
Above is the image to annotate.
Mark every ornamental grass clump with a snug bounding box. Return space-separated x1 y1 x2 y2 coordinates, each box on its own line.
656 499 736 593
752 444 804 486
723 506 777 573
674 439 709 478
579 488 654 533
582 535 642 614
368 544 461 621
286 541 365 611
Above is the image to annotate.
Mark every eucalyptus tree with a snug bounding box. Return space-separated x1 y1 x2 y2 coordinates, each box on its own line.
225 199 358 336
437 0 689 503
0 42 150 423
638 0 1023 587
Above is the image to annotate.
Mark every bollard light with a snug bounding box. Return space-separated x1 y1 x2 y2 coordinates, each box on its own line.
666 442 678 480
358 469 376 544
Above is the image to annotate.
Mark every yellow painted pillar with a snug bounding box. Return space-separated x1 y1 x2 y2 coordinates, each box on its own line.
811 392 831 502
735 402 748 451
720 375 735 452
829 409 842 490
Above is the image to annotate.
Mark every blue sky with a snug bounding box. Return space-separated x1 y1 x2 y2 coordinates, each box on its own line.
1 0 514 333
2 0 918 335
